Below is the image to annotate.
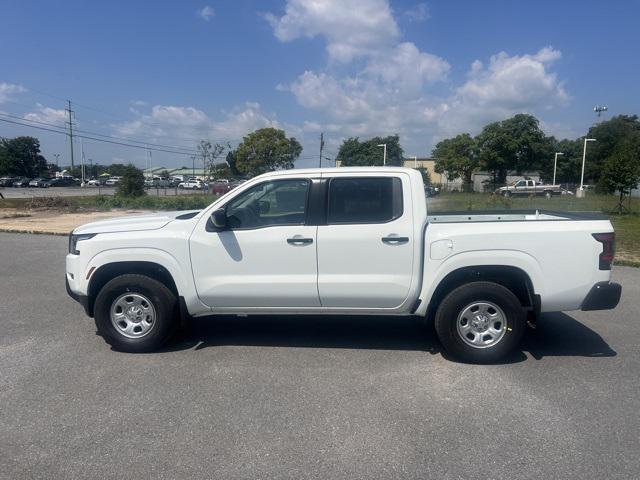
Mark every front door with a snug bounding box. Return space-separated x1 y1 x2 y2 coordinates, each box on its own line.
190 178 320 308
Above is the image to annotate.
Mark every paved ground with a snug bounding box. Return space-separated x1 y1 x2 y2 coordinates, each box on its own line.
1 233 639 480
0 186 213 199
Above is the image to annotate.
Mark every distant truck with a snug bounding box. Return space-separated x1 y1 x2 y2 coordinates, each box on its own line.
496 179 567 198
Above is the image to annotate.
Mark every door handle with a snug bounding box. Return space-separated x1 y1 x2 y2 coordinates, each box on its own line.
287 237 313 245
382 236 409 245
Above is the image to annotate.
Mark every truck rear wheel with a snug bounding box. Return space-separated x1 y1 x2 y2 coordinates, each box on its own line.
94 274 177 353
434 281 525 363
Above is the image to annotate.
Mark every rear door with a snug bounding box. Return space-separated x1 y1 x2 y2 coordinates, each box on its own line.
317 173 414 308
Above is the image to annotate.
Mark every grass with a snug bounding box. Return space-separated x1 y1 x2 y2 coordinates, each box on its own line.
431 192 640 267
429 192 640 214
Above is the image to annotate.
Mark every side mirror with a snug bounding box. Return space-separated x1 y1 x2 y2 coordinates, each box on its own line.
210 208 227 229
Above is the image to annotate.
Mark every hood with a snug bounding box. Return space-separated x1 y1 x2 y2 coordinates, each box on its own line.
73 210 201 235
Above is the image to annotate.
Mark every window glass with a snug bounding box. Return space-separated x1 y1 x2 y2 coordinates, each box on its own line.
327 177 402 224
225 179 309 229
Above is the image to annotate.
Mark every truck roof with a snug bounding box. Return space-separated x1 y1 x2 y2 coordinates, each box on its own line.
256 166 420 178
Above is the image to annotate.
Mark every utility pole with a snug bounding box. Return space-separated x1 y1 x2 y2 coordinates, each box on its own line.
577 138 596 198
377 143 387 166
80 138 86 186
552 152 564 186
53 153 60 167
319 132 324 168
66 100 75 169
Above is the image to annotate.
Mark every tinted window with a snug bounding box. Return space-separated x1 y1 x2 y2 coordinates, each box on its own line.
327 177 402 224
226 179 309 229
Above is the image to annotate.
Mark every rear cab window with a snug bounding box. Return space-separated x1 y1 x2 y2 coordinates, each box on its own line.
327 177 403 224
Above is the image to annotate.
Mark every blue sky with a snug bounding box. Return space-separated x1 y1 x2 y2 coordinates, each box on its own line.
1 0 638 169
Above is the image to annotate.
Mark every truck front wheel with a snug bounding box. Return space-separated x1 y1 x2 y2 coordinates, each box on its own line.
94 274 177 353
434 281 525 363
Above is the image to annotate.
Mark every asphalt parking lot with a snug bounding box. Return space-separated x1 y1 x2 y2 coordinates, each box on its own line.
1 232 639 480
0 186 213 199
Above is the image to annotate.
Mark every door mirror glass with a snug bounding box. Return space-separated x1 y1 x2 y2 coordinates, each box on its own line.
210 208 227 229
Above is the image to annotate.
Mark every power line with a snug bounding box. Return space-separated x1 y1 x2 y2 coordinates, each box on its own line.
0 117 211 157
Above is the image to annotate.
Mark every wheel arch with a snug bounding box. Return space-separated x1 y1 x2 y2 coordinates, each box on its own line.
423 265 539 324
87 261 179 317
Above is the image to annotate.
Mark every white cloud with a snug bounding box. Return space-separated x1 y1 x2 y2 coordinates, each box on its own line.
436 47 569 137
0 82 26 104
403 3 430 22
266 0 399 62
23 105 67 126
114 102 278 145
197 5 215 22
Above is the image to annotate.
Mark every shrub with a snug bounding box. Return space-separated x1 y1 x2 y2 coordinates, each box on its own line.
116 165 145 197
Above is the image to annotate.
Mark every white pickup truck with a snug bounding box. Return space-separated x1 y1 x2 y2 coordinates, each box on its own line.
66 167 621 363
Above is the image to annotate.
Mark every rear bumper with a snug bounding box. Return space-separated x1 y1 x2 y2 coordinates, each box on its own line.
66 275 92 317
581 282 622 311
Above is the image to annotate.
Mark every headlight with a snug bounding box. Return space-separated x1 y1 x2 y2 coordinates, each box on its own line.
68 233 97 254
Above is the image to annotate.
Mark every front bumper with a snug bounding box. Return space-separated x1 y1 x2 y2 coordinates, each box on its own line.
581 282 622 311
66 274 92 317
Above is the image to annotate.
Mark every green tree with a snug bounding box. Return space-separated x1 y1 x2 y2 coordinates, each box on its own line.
584 115 640 185
336 135 404 167
225 150 241 177
116 164 145 197
197 140 227 179
0 136 48 177
234 128 302 177
475 114 552 184
106 163 129 176
432 133 479 187
598 133 640 212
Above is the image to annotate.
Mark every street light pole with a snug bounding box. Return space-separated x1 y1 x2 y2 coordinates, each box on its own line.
578 138 596 198
552 152 564 186
377 144 387 166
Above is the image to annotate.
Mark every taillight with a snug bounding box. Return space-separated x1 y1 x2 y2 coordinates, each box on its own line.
592 232 615 270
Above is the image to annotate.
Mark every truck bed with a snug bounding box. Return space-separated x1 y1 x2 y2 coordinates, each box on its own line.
427 209 607 223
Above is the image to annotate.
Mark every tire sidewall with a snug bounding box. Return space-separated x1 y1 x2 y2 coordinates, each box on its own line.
94 275 175 352
435 282 525 363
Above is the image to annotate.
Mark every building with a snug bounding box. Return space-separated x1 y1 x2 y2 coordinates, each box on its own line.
401 158 463 189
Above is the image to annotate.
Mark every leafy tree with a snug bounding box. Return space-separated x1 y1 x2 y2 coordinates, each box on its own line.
416 167 431 185
598 133 640 212
584 115 640 184
234 128 302 177
432 133 479 187
336 135 404 167
158 169 170 179
106 163 130 176
475 114 552 184
116 164 145 197
225 150 241 177
0 136 48 177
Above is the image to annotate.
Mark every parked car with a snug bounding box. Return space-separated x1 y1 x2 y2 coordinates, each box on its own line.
177 178 204 189
145 176 170 188
86 179 101 187
12 177 31 187
424 185 439 197
496 179 564 198
210 180 234 195
0 177 19 187
66 167 621 363
105 177 121 186
44 177 79 187
29 178 51 188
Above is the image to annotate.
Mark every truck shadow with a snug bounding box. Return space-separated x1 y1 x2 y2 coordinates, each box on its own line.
166 312 616 362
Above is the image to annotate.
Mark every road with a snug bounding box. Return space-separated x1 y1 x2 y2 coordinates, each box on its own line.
0 186 214 199
1 232 639 480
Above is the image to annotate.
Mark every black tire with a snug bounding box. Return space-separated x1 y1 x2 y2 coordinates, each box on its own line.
503 191 511 198
94 274 177 353
544 190 552 199
434 281 525 364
